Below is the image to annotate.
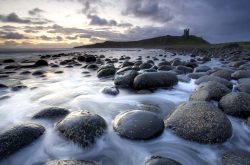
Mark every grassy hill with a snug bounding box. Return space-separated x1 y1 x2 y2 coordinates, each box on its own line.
74 35 210 48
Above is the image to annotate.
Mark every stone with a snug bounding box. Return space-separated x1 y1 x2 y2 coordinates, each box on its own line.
146 156 182 165
165 101 232 144
114 70 138 88
32 107 70 119
113 110 164 140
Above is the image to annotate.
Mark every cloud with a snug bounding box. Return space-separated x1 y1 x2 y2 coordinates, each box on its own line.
40 35 53 41
66 35 78 40
28 8 45 16
0 12 53 25
87 14 117 26
0 32 29 39
123 0 174 23
56 36 63 41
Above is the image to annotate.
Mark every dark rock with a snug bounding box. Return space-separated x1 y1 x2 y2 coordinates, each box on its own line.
114 70 138 88
113 110 164 140
221 150 250 165
0 83 8 88
195 75 232 89
238 78 250 84
158 61 171 66
133 72 178 90
56 111 107 147
97 68 116 78
194 66 211 72
210 69 232 80
11 85 27 91
139 63 153 69
165 101 232 144
219 92 250 118
46 160 97 165
20 71 31 75
189 81 231 101
87 64 98 70
0 123 45 160
35 60 48 67
54 71 63 74
146 156 182 165
157 65 172 71
231 70 250 79
77 56 85 62
85 55 96 62
177 75 191 83
4 65 20 69
235 82 250 94
187 72 207 79
32 70 46 76
3 59 15 63
32 107 70 119
171 59 182 66
101 86 119 95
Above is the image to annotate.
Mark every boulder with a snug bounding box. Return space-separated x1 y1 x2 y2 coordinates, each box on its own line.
221 150 250 165
187 72 207 79
195 75 232 89
32 107 70 119
56 111 107 147
194 66 211 72
133 72 178 90
189 81 231 101
235 83 250 94
113 110 164 140
46 160 97 165
101 86 119 95
97 64 116 78
165 101 232 144
231 70 250 79
210 69 232 80
35 60 48 67
146 156 182 165
0 123 45 160
219 92 250 118
114 70 138 88
176 65 193 74
139 63 153 69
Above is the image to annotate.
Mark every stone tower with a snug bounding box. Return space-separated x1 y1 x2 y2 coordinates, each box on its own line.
183 29 190 38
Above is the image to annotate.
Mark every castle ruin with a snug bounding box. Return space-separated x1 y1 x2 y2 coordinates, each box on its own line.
183 29 190 38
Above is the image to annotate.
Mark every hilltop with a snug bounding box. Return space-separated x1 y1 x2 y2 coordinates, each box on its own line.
74 34 210 49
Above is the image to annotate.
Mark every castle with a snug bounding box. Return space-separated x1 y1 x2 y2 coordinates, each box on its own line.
183 29 190 38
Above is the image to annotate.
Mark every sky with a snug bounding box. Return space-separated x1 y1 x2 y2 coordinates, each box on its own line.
0 0 250 48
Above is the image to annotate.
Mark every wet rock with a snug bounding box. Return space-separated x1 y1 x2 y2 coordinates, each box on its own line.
210 69 232 80
219 92 250 118
238 78 250 84
189 81 231 101
221 150 250 165
56 111 107 147
77 56 85 62
113 110 164 140
235 82 250 94
146 156 182 165
97 64 116 78
85 55 96 62
4 65 20 69
171 59 182 66
187 72 207 79
139 63 153 69
101 86 119 95
114 70 138 88
0 123 45 160
177 75 191 82
120 61 134 67
32 70 46 76
54 71 63 74
45 160 98 165
133 72 178 90
20 71 31 75
165 101 232 144
231 70 250 79
176 65 193 74
194 66 211 72
158 61 171 66
86 64 98 70
157 65 172 71
32 107 70 119
0 83 8 88
35 60 48 67
11 85 27 91
195 75 232 89
3 59 15 63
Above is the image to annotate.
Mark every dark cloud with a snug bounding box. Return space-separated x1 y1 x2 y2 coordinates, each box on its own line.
87 14 117 26
66 36 78 40
0 32 29 39
28 8 45 16
123 0 174 23
0 25 17 32
56 36 63 41
40 35 53 41
0 12 53 25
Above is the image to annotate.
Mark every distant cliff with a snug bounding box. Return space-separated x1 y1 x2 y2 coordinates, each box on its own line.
74 35 210 48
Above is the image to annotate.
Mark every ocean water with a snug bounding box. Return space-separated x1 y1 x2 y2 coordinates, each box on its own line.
0 48 249 165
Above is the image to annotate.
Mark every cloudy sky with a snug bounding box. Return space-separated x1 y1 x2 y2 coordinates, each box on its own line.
0 0 249 48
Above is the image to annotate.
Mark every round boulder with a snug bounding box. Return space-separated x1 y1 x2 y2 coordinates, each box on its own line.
195 75 232 89
189 81 231 101
221 150 250 165
35 60 48 67
32 107 70 119
56 111 107 147
146 156 182 165
46 160 97 165
165 101 232 144
219 92 250 118
231 70 250 79
0 123 45 160
235 83 250 94
113 110 164 140
114 70 138 88
133 72 178 90
101 86 119 95
210 69 232 80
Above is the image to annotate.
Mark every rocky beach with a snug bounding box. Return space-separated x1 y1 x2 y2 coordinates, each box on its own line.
0 44 250 165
